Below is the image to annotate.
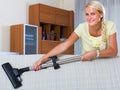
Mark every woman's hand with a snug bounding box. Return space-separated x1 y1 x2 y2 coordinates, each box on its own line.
81 50 96 61
33 59 42 71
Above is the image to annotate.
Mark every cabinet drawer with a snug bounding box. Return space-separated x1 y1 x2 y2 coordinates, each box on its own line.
41 40 61 53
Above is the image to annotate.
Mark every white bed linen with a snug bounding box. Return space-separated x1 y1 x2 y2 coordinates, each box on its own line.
0 54 120 90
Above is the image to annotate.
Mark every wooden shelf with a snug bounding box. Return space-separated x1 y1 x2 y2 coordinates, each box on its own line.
29 3 74 54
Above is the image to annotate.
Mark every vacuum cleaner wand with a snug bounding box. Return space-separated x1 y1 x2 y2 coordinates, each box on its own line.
2 62 30 89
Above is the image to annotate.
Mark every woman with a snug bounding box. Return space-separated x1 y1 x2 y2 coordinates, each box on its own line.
33 1 118 70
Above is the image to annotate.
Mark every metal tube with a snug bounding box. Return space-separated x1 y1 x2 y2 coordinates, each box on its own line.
41 55 81 69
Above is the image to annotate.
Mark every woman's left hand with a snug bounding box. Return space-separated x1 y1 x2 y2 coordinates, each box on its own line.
81 50 96 61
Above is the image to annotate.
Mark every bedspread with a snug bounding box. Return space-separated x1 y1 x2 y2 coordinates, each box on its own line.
0 54 120 90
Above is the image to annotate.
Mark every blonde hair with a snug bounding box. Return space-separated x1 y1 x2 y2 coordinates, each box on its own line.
85 1 107 50
85 1 105 20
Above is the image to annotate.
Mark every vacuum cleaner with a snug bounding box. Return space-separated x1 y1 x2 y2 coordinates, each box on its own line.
2 55 81 89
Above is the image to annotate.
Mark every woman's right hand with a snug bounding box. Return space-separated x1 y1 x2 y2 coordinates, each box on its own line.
33 59 42 71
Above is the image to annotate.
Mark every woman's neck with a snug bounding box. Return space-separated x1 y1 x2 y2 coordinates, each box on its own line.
89 22 102 37
89 22 102 31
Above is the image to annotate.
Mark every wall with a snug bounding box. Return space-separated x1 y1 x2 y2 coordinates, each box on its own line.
59 0 75 10
0 0 60 52
0 0 26 51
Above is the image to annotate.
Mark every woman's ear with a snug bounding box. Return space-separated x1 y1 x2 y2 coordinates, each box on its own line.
100 13 104 18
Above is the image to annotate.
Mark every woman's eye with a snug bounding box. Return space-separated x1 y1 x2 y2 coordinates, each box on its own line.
91 13 95 15
85 13 89 16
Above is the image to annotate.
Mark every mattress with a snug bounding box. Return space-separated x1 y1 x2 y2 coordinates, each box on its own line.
0 54 120 90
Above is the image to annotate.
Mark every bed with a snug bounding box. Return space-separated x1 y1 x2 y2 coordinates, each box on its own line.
0 54 120 90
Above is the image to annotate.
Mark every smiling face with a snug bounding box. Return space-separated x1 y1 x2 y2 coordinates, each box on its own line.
85 7 103 26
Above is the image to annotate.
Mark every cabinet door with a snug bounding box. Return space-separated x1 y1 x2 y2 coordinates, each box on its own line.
55 15 69 26
55 9 69 26
39 4 56 24
25 25 38 54
40 13 55 24
41 40 61 54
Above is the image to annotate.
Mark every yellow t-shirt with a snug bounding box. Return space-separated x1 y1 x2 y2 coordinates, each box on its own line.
74 21 116 54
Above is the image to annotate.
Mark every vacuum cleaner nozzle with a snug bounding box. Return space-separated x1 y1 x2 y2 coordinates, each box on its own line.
2 62 30 89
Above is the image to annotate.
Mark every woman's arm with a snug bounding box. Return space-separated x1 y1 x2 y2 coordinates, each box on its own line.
81 33 118 61
99 32 118 57
34 32 79 70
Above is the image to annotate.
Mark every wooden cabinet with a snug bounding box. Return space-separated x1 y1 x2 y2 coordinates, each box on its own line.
29 3 74 54
10 24 38 55
41 40 61 54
